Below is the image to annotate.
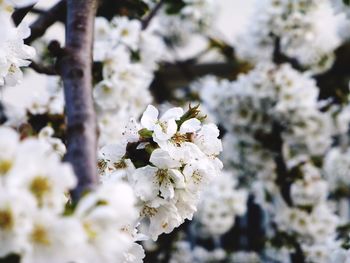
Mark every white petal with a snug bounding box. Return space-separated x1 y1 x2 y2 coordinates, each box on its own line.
169 169 185 188
141 105 158 130
159 179 174 200
132 166 158 201
202 123 220 137
100 143 126 162
5 66 22 87
153 125 171 141
160 107 183 121
165 119 178 138
179 118 201 133
17 22 32 39
150 148 180 169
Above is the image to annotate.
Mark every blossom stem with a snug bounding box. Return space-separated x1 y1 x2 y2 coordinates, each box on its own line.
59 0 99 201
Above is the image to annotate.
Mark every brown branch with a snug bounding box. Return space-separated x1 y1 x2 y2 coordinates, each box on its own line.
25 1 66 44
29 8 46 15
57 0 99 201
0 102 8 125
273 37 303 71
12 4 35 26
29 61 56 75
141 0 164 30
256 121 305 262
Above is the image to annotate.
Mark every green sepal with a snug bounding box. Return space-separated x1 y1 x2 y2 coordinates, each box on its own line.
138 128 153 139
176 104 206 127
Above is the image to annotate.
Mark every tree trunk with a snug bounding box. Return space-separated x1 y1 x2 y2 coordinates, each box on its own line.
59 0 98 201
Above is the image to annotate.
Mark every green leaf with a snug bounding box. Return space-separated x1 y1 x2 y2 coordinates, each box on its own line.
138 128 153 139
344 0 350 6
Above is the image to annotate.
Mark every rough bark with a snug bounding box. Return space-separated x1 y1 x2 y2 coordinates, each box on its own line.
58 0 98 201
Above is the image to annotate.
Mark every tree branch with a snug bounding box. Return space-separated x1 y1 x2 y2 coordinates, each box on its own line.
29 8 46 15
25 1 66 44
273 37 303 71
141 0 164 30
0 102 8 125
12 4 35 26
29 61 56 75
255 122 305 263
57 0 99 201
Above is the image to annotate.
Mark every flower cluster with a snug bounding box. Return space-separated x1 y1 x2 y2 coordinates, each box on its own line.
330 0 350 17
322 105 350 198
0 127 140 263
26 16 167 145
168 240 262 263
329 247 350 263
169 241 226 263
94 16 164 71
4 1 350 262
216 63 332 167
38 126 66 157
26 76 65 116
276 203 340 263
235 0 341 73
0 12 35 87
275 163 338 238
0 100 26 127
155 0 218 47
323 147 350 193
193 62 343 261
93 16 165 146
189 75 231 119
195 170 248 237
99 104 223 240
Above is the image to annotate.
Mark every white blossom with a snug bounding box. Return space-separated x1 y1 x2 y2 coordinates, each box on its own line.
141 105 183 142
235 0 341 73
100 105 223 240
195 171 248 236
0 19 35 86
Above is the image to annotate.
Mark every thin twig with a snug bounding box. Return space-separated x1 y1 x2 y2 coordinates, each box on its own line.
0 102 8 125
25 1 66 44
29 8 46 15
12 4 35 26
141 0 165 30
273 37 303 70
29 61 56 75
